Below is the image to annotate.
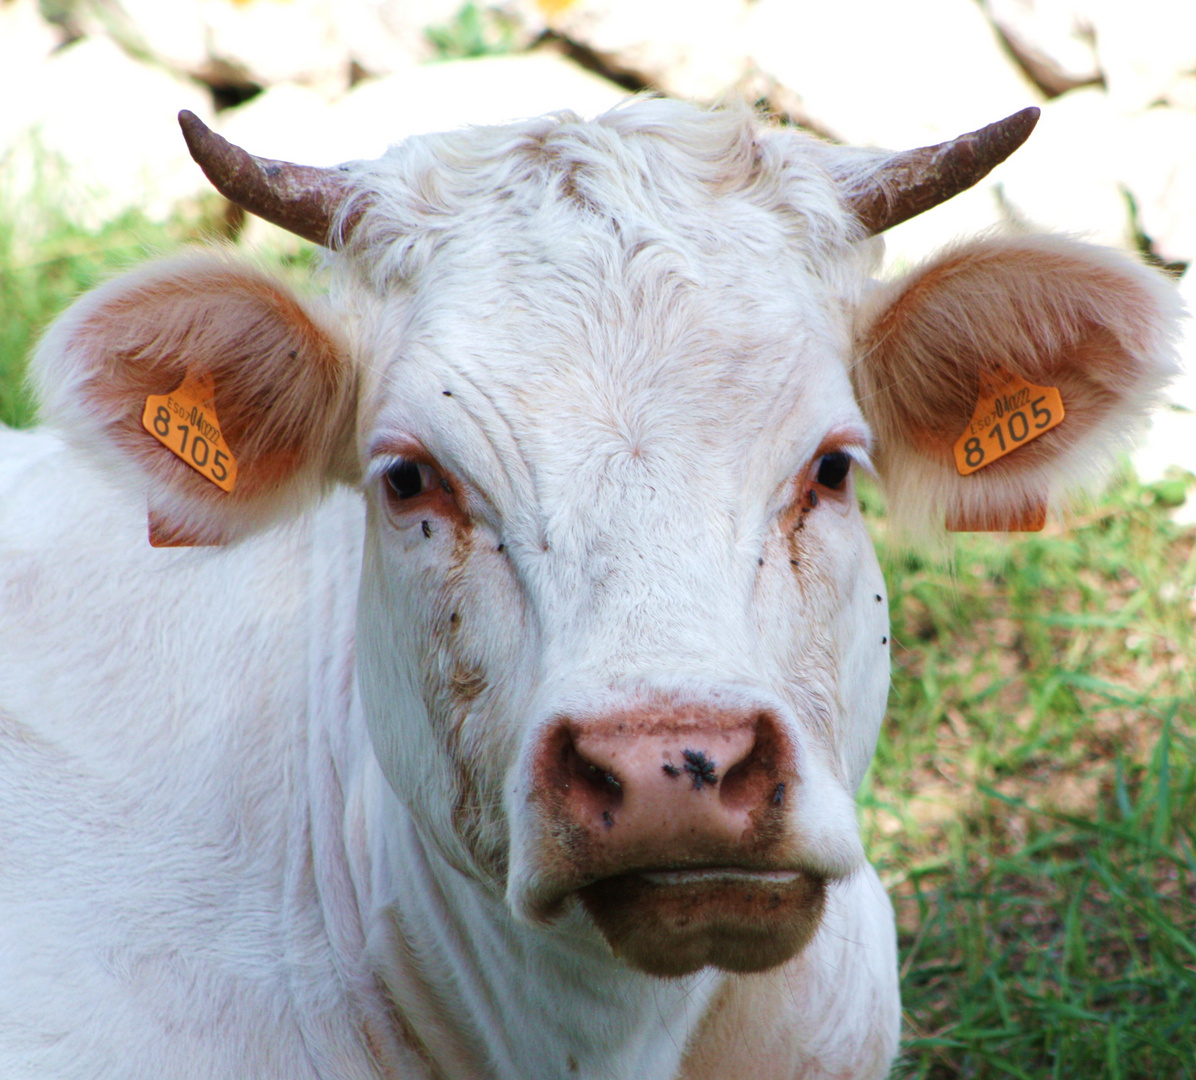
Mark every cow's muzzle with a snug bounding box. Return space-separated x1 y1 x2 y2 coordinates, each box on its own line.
516 701 837 975
577 865 826 975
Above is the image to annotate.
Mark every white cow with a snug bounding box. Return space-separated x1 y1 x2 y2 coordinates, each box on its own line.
0 99 1182 1079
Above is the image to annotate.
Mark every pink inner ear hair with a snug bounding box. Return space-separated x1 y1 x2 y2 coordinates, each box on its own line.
35 253 357 546
854 234 1182 535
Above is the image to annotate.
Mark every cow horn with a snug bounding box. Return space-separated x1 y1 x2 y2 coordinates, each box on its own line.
846 107 1040 237
178 110 359 248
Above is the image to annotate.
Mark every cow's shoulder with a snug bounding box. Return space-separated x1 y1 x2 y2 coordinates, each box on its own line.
0 426 364 756
0 423 366 845
679 864 900 1080
0 429 375 1078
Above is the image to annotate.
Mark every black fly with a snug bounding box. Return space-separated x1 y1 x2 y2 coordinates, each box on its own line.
587 764 621 792
682 749 718 790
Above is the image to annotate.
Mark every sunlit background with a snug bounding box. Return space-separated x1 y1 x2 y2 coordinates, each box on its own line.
1 1 1193 1076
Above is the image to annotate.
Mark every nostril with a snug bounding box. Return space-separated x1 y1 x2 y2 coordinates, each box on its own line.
538 706 793 840
556 729 624 820
580 759 623 800
719 712 786 812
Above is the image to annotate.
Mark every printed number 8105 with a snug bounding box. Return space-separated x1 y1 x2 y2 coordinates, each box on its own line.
954 390 1064 476
141 382 238 494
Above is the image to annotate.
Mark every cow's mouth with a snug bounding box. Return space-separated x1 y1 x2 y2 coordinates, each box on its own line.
576 865 827 977
638 867 802 886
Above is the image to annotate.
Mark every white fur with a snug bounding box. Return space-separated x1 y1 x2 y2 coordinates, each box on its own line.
0 99 1182 1079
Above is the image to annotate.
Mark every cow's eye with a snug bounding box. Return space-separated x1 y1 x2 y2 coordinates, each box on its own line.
385 461 445 501
815 451 852 490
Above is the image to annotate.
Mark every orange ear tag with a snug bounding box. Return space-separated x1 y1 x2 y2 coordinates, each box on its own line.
142 371 238 493
952 367 1065 477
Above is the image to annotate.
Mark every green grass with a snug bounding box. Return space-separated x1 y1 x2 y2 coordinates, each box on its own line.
424 2 521 61
0 156 210 429
2 193 1193 1079
1 210 172 427
0 162 319 429
861 476 1196 1078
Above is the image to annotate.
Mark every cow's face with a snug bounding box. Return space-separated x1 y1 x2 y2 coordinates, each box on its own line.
349 145 890 971
37 101 1179 979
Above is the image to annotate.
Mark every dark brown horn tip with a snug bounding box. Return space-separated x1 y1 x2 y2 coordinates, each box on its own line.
177 109 208 156
851 106 1042 237
971 106 1040 168
178 109 353 248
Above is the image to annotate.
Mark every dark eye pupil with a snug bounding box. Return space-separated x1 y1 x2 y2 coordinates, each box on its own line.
386 461 424 499
815 451 851 489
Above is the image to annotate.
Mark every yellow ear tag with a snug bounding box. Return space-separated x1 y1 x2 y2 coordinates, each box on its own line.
952 367 1065 476
142 372 238 493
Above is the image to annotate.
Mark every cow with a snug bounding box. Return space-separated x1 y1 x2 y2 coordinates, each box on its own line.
0 97 1182 1080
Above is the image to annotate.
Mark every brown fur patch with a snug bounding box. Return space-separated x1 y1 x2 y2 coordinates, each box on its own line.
368 972 433 1074
448 657 486 705
947 497 1047 532
853 234 1180 534
371 915 493 1079
866 249 1129 457
56 254 357 543
417 537 509 883
91 271 348 489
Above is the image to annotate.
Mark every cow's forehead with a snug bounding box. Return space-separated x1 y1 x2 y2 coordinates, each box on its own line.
337 99 874 289
337 101 877 512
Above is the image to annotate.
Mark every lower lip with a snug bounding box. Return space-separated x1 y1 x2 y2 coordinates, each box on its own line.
638 868 803 886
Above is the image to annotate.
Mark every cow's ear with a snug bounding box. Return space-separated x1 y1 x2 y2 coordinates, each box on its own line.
852 235 1183 536
33 252 358 546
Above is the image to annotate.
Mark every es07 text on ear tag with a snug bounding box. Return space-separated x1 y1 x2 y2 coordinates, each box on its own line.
953 368 1065 476
142 372 238 493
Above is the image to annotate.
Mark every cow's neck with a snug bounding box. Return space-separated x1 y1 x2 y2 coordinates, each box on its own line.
294 504 720 1080
361 794 722 1080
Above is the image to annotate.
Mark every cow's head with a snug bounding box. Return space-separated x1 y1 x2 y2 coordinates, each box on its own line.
34 100 1181 977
